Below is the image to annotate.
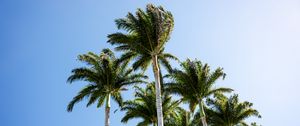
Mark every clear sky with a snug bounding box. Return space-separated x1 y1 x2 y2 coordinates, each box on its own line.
1 0 300 126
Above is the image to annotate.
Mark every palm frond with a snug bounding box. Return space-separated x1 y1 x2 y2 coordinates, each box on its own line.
67 84 97 112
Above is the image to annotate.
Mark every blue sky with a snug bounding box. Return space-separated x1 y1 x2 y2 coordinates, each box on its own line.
1 0 300 126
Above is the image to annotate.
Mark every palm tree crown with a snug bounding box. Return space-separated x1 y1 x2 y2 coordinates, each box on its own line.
121 83 181 126
107 4 177 72
205 94 261 126
166 59 233 126
66 48 147 126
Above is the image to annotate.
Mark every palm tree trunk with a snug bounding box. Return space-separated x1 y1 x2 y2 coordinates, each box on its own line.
185 111 189 126
105 94 111 126
199 100 208 126
152 55 164 126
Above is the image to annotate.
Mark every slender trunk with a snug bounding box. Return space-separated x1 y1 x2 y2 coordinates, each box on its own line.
201 117 208 126
185 111 189 126
199 100 208 126
105 94 111 126
151 55 164 126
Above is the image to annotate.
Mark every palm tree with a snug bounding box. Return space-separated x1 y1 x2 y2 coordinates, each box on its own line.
121 83 181 126
166 59 233 126
107 4 176 126
204 94 261 126
67 49 147 126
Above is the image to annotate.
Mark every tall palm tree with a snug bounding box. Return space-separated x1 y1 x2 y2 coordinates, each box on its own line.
121 83 181 126
107 4 176 126
67 49 147 126
204 94 261 126
166 59 233 126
